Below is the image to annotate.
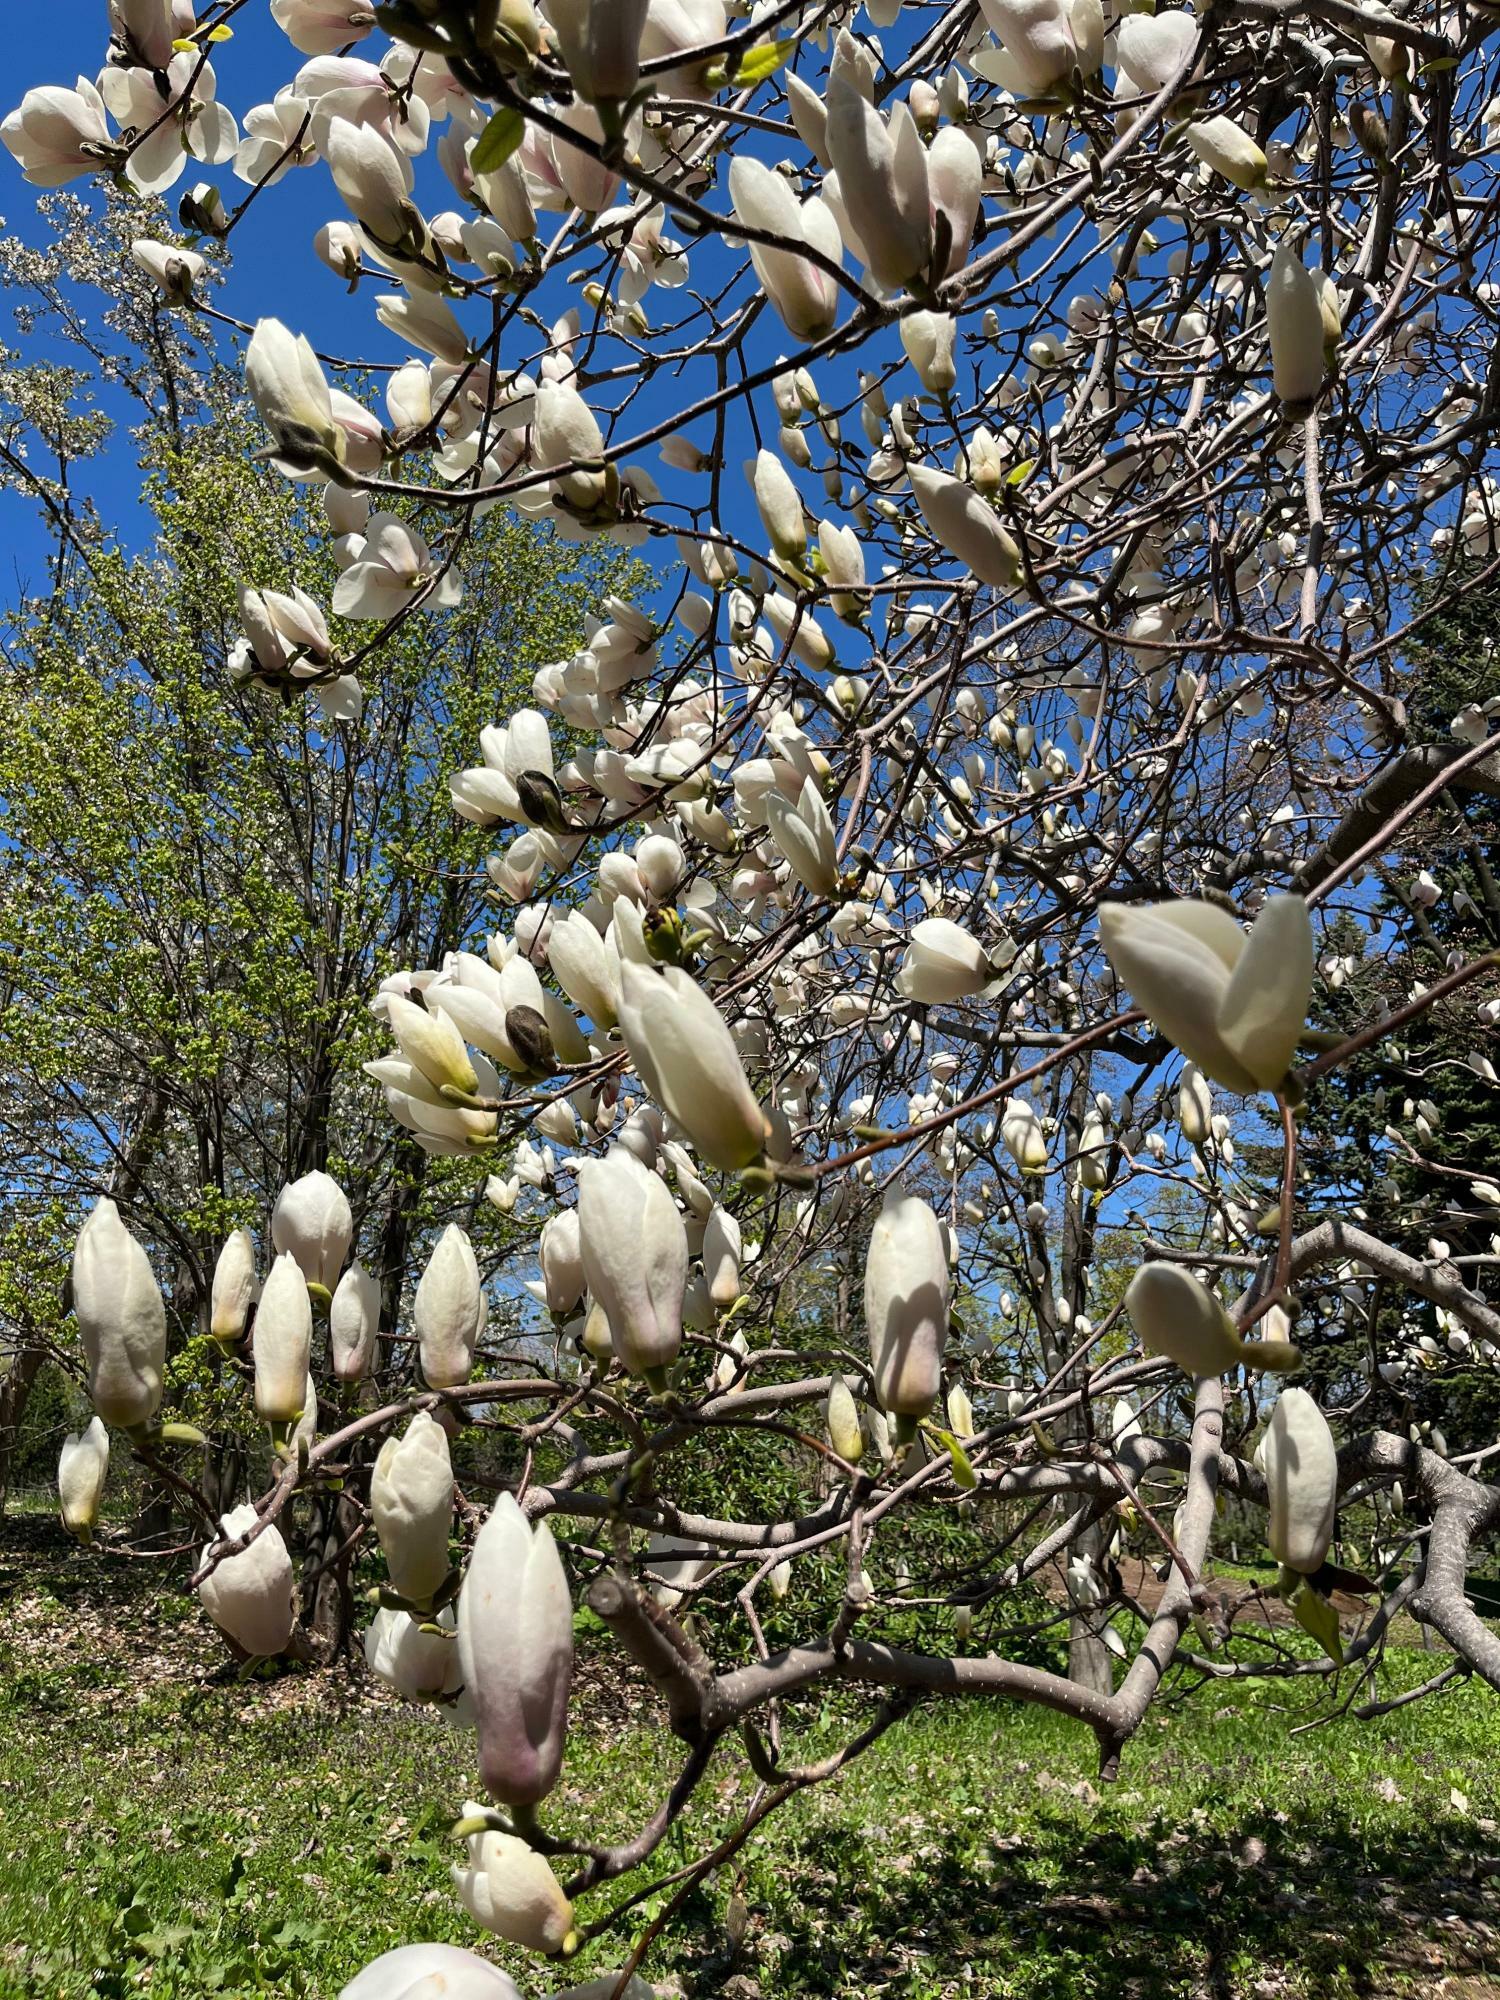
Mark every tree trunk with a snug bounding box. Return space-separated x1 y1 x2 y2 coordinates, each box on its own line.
201 1438 245 1521
303 1484 364 1661
0 1345 45 1518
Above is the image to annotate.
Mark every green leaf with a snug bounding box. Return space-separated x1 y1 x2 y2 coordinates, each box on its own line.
472 106 526 176
1005 459 1036 487
928 1424 978 1489
736 38 795 86
1289 1579 1344 1664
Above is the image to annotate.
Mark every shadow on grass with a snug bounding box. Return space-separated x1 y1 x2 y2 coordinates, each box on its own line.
0 1510 173 1611
681 1803 1499 1999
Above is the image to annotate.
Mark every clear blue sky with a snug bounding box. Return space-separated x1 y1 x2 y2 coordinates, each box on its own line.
2 11 445 592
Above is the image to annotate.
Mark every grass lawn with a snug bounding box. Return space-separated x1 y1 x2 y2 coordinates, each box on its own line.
1 1516 1498 2000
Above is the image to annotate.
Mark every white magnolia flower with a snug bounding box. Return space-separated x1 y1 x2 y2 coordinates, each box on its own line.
1099 896 1315 1094
333 514 463 621
728 156 843 340
363 1606 469 1712
617 959 769 1171
272 0 377 56
130 238 207 300
974 0 1102 94
896 918 992 1004
245 318 342 470
1 80 115 187
235 88 319 184
271 1169 352 1293
548 0 651 102
456 1492 573 1807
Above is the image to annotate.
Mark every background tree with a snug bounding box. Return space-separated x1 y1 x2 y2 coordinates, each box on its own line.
0 195 645 1597
1296 583 1500 1451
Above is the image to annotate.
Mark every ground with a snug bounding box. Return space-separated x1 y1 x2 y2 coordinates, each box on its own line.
2 1514 1498 2000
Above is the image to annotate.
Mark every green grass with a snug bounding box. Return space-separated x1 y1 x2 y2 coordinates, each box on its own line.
2 1519 1498 1999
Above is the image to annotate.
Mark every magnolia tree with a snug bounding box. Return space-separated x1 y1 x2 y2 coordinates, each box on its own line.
12 0 1500 1992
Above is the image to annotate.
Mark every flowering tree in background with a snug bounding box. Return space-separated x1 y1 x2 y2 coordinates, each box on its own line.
7 0 1500 1992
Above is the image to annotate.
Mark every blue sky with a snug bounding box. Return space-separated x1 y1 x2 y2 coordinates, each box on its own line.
3 10 438 591
0 9 897 615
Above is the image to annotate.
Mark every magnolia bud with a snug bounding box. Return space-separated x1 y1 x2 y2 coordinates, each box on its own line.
371 1411 454 1607
1177 1063 1213 1144
1077 1114 1109 1190
198 1504 296 1658
827 1375 865 1461
253 1251 313 1425
1183 114 1268 190
1266 246 1327 410
58 1417 109 1542
451 1818 574 1953
456 1494 573 1808
1256 1388 1338 1574
539 1209 587 1316
702 1205 743 1307
417 1225 486 1388
576 1151 687 1380
1126 1263 1299 1377
617 959 769 1172
907 461 1021 589
766 776 839 897
1001 1095 1048 1173
330 1260 381 1381
752 447 807 563
271 1169 353 1294
72 1198 167 1431
635 834 684 903
900 312 957 395
865 1191 951 1422
210 1229 258 1348
1111 1398 1141 1447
